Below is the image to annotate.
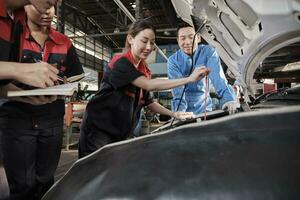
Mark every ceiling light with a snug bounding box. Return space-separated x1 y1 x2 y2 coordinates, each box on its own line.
114 27 120 33
164 31 171 36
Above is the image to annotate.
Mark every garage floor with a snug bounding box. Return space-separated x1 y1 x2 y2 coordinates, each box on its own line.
55 150 78 181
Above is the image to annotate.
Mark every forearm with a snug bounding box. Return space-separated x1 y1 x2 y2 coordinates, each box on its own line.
147 102 174 117
214 79 236 102
0 62 22 80
154 77 192 91
207 56 236 101
134 67 207 91
143 77 191 91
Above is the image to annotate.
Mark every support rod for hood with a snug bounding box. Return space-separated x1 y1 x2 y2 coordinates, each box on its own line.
56 1 65 34
113 0 168 61
113 0 135 21
135 0 143 20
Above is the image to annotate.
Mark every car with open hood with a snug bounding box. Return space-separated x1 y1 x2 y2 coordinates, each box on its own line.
42 1 300 199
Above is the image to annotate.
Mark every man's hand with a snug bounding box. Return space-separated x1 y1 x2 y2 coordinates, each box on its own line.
222 101 239 114
29 0 61 14
173 111 195 121
14 62 58 88
188 67 210 83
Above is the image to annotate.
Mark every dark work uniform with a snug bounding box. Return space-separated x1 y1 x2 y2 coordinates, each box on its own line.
0 22 83 200
0 3 24 76
79 50 153 158
0 2 25 199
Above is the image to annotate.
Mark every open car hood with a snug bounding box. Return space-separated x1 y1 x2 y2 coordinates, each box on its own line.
171 0 300 98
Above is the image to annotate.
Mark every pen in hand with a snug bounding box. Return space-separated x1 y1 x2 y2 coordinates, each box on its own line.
57 76 69 84
32 58 64 84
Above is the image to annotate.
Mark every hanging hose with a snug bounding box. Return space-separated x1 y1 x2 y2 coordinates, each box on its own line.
203 76 209 121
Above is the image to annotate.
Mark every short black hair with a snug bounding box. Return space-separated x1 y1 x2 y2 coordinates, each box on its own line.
176 22 194 37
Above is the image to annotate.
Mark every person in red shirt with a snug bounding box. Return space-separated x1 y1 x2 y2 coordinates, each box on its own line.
1 4 84 200
79 20 210 158
0 0 60 199
0 0 61 88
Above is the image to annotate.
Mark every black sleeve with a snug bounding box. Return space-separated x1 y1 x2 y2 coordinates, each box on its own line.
0 80 10 86
65 45 84 77
108 57 144 89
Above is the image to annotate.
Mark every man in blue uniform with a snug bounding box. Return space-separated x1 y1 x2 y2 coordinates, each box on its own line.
168 22 238 114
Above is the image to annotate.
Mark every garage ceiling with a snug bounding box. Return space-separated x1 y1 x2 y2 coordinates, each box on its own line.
59 0 300 81
61 0 182 48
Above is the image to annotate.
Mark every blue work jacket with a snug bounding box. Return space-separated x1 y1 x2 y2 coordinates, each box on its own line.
167 44 236 114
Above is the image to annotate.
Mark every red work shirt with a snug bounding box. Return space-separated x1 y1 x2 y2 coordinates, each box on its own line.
20 24 83 77
0 0 25 84
1 22 84 118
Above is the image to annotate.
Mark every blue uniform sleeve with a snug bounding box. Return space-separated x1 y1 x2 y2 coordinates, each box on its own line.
167 56 188 112
205 47 236 102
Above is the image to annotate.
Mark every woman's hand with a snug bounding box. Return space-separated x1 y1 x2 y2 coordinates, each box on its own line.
173 111 195 121
188 67 210 83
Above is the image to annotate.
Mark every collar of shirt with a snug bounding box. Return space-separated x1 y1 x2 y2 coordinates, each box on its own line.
179 45 203 59
179 49 191 60
14 9 25 22
108 49 152 79
124 50 151 79
179 45 207 65
24 24 64 45
178 49 193 68
7 10 14 19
